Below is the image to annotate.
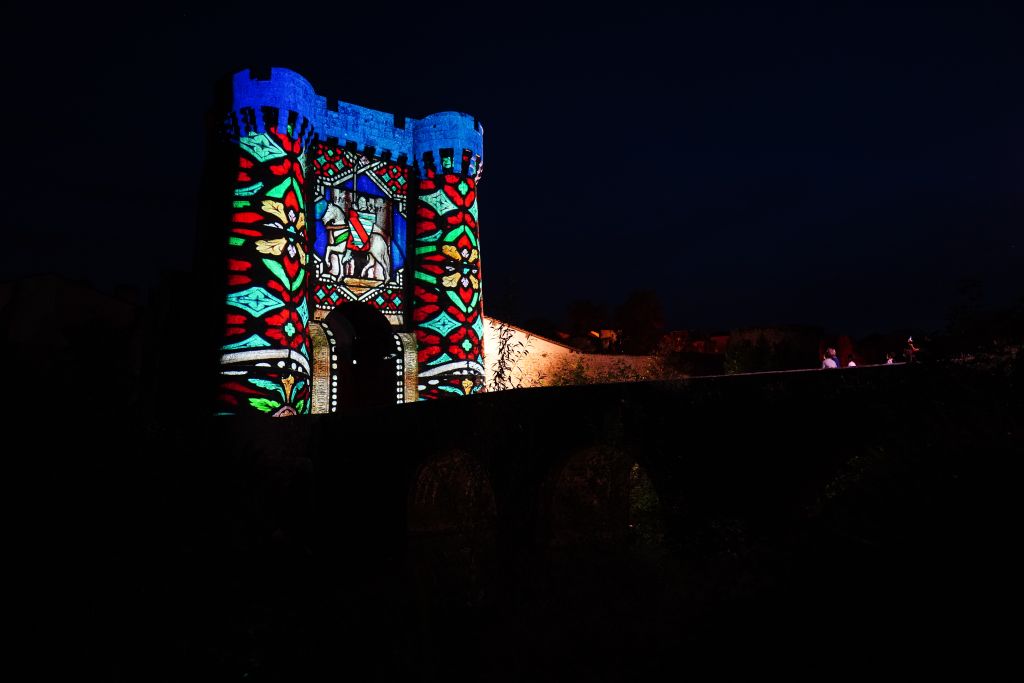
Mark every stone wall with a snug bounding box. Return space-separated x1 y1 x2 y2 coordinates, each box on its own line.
32 362 1019 679
483 316 656 388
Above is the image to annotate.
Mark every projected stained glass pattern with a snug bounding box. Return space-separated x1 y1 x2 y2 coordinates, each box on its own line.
217 120 312 416
413 149 484 399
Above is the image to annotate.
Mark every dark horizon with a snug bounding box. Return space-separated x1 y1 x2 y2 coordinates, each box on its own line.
3 1 1021 339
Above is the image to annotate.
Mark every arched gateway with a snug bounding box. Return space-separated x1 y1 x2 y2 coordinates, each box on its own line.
213 67 485 414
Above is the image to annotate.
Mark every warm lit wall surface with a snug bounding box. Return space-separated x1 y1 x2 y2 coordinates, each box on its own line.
483 317 655 389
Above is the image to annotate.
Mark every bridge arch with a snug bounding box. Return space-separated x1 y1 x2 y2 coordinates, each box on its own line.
541 445 666 567
407 450 497 610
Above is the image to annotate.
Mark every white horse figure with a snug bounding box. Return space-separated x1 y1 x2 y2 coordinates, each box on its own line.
322 192 390 281
361 224 391 281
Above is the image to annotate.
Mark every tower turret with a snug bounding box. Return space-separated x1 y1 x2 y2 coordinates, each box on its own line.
215 68 318 415
410 113 486 398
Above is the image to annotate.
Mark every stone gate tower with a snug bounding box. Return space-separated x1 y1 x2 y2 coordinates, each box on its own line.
214 68 484 415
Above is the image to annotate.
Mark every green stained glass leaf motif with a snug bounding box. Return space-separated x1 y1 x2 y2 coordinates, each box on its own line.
437 385 464 394
468 198 478 223
222 334 271 351
420 230 442 243
227 286 285 317
239 133 287 163
472 315 484 340
262 258 289 286
446 290 470 313
228 236 245 247
415 272 437 284
420 188 459 216
443 226 467 243
235 182 265 197
421 311 463 337
457 180 469 196
264 177 304 210
265 178 292 200
248 397 282 413
248 377 285 398
297 298 309 326
295 399 306 414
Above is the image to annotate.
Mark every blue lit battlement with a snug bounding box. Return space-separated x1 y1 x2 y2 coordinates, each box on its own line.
231 67 318 117
227 67 318 146
413 112 483 177
315 96 414 162
229 68 482 173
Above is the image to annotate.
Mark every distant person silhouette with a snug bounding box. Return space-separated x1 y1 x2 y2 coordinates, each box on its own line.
846 354 857 367
904 337 920 363
885 352 895 365
822 347 839 369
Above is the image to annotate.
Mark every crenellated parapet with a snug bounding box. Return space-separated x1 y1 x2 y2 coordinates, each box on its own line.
225 68 319 148
226 68 484 178
412 112 484 179
314 99 414 166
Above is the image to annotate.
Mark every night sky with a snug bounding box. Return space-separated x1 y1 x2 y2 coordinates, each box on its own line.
4 1 1021 337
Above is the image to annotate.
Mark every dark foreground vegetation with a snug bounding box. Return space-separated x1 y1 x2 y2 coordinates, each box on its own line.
11 356 1020 680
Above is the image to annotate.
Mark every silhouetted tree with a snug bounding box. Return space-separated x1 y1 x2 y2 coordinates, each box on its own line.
566 299 609 338
490 319 529 390
615 290 664 355
724 327 819 373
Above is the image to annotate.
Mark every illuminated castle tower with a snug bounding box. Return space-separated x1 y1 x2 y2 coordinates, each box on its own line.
214 68 484 415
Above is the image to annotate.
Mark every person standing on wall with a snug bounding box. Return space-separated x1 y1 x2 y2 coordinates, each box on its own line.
905 337 920 363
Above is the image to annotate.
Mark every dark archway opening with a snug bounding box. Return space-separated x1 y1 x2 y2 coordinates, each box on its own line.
546 447 632 553
323 303 396 410
542 448 668 588
408 451 497 609
407 451 498 677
